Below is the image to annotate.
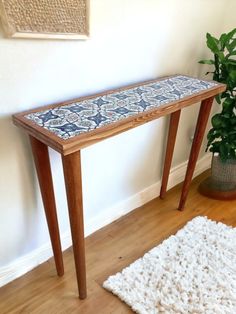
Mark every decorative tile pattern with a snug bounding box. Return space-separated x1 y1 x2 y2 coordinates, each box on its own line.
25 76 217 140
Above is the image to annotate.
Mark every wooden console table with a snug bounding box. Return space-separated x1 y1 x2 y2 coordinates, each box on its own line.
13 75 225 299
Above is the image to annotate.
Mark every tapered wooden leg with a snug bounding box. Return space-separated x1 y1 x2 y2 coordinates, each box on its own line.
178 97 214 211
29 136 64 276
160 110 181 199
62 151 86 299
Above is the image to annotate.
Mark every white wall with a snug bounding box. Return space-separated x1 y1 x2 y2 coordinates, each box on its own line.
0 0 235 281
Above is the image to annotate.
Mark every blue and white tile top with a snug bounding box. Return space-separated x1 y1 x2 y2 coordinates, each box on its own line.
25 76 217 140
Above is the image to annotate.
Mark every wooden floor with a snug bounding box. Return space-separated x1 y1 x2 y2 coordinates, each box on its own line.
1 171 236 314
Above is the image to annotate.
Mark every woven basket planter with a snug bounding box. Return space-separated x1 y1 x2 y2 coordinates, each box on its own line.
211 155 236 185
199 155 236 200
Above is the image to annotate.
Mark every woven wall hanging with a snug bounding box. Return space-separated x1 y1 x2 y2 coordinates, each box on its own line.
0 0 89 39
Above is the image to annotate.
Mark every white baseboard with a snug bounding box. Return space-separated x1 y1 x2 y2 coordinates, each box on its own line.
85 153 211 236
0 231 72 289
0 154 211 288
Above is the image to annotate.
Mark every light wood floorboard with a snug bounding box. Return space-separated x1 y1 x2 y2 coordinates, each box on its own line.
0 170 236 314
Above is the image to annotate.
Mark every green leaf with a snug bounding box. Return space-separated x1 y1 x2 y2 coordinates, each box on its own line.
219 33 228 49
229 70 236 85
198 59 214 65
231 116 236 125
222 97 235 111
225 28 236 51
210 141 221 154
228 39 236 53
228 130 236 135
206 33 220 54
216 51 225 62
219 143 228 161
211 114 225 128
222 29 236 47
222 113 231 118
226 28 236 42
226 59 236 66
215 94 221 104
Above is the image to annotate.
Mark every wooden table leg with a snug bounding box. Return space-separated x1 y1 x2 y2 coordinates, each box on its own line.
160 110 181 199
178 97 214 211
62 150 87 299
29 136 64 276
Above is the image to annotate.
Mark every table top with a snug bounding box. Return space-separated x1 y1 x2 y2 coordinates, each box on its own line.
13 75 225 155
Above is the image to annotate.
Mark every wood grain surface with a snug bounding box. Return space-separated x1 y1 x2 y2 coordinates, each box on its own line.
62 150 87 299
178 97 214 210
29 135 64 277
160 109 181 199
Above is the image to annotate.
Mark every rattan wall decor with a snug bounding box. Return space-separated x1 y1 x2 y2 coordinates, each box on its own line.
0 0 89 39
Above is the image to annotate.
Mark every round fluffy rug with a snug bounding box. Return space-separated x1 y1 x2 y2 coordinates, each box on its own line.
103 216 236 313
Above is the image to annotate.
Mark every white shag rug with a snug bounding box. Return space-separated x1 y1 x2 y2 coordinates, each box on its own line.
103 216 236 314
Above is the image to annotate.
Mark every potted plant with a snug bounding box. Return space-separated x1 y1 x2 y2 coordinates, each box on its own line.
198 28 236 199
